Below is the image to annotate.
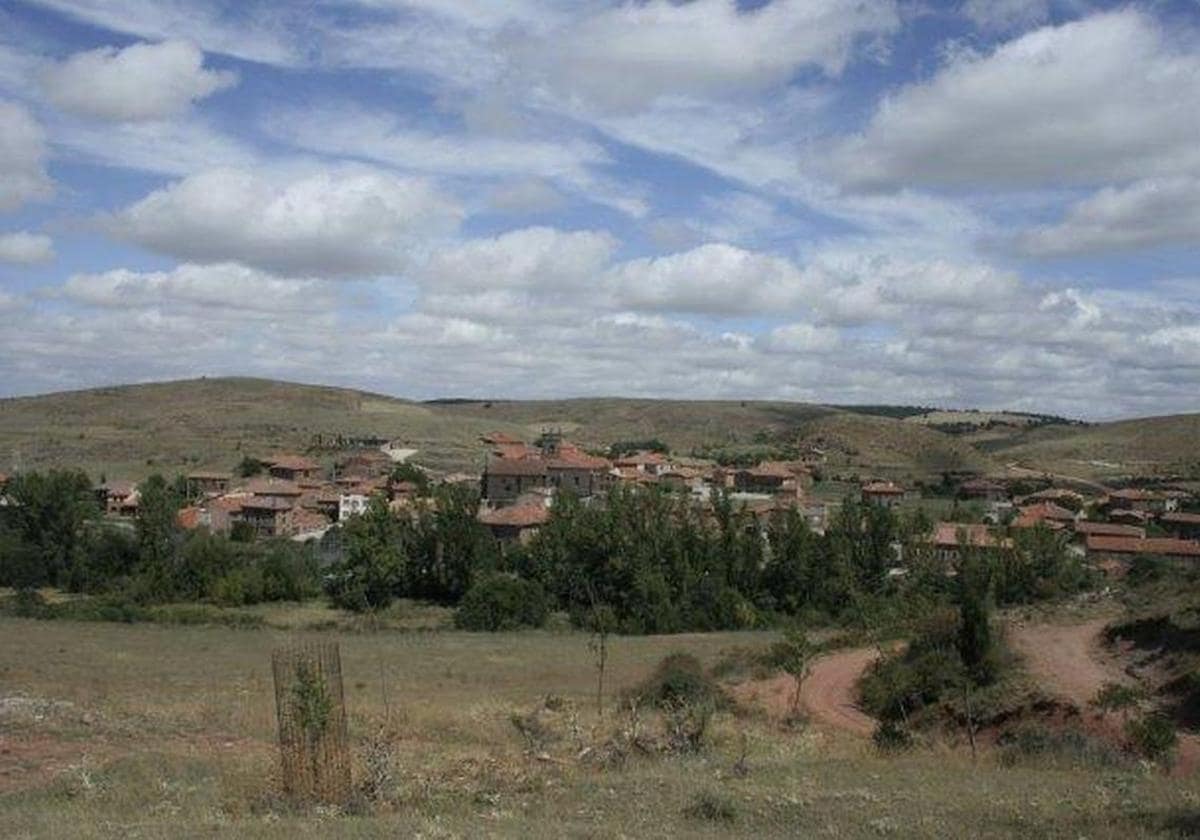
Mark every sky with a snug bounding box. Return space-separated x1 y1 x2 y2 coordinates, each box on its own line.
0 0 1199 419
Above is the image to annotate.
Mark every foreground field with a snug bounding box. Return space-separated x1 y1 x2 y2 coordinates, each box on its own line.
3 617 1199 838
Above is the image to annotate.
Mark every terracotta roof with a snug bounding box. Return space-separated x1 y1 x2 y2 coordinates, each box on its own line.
186 470 231 480
1011 514 1067 530
745 461 798 479
1162 512 1200 525
1073 521 1146 538
547 445 610 471
1018 502 1076 522
210 495 246 513
176 506 203 529
1085 535 1200 557
493 442 538 460
478 503 550 528
862 481 904 495
265 454 320 471
614 451 668 467
486 457 549 477
292 509 332 533
933 522 1002 548
1108 488 1160 501
241 477 302 496
240 496 294 512
101 479 137 497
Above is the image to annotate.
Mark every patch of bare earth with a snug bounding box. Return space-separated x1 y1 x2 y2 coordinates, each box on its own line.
1009 618 1200 774
731 647 880 736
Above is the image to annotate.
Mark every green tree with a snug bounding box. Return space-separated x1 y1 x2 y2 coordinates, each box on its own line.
1 470 97 589
327 496 405 611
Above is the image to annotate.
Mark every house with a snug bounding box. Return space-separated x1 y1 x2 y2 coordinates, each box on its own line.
478 499 550 543
264 454 321 481
98 480 139 516
290 509 333 542
482 457 549 502
1085 535 1200 563
1105 488 1162 514
1072 521 1146 540
241 477 303 501
1109 508 1150 527
336 450 394 480
205 495 247 534
239 496 295 537
613 451 670 477
930 522 1011 564
735 461 812 498
1161 512 1200 541
185 471 232 497
959 478 1008 502
1021 488 1086 508
861 481 905 508
1011 501 1077 529
545 444 612 497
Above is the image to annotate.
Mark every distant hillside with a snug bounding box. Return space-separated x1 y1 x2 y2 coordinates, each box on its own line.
0 377 1003 482
988 414 1200 482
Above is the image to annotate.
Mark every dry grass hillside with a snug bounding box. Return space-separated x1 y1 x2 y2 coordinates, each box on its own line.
1 377 1195 483
0 378 982 481
988 414 1200 482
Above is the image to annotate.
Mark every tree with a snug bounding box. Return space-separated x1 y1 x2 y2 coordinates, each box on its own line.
956 551 996 685
327 496 405 611
778 625 815 718
1 470 97 589
134 474 184 599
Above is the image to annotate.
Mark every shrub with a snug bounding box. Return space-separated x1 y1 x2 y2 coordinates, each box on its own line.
1126 713 1178 765
455 572 549 631
629 652 728 711
684 790 737 823
997 724 1127 769
872 719 913 753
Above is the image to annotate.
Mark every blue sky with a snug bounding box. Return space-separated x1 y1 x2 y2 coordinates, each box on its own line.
1 0 1198 418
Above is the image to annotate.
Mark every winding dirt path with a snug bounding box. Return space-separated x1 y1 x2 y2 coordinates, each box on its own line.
731 647 880 736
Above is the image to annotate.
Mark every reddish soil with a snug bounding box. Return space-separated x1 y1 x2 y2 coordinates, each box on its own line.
1010 617 1200 775
731 647 881 736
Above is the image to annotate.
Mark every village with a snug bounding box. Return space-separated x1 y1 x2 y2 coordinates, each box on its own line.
32 427 1198 577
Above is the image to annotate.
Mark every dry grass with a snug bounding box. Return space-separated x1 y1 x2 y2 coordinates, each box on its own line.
3 615 1199 838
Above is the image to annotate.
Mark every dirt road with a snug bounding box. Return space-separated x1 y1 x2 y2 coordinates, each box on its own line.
731 647 880 737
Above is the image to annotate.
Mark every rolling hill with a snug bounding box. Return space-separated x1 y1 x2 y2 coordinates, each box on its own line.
0 377 1193 484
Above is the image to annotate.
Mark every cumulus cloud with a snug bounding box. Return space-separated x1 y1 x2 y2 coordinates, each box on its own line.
837 10 1200 190
420 226 616 291
42 40 237 122
516 0 899 112
0 231 54 264
960 0 1051 33
0 100 53 211
1017 176 1200 256
61 262 336 314
107 166 463 276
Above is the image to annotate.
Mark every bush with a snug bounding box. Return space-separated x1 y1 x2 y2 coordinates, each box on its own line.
629 652 728 711
1126 713 1178 765
997 724 1128 769
454 572 549 631
684 790 737 823
872 719 913 753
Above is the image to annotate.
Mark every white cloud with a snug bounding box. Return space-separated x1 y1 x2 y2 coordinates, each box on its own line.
484 178 567 214
421 226 616 292
23 0 301 66
837 10 1200 190
0 231 54 264
107 165 463 276
961 0 1051 33
607 243 814 315
516 0 899 112
42 40 237 122
50 115 260 176
61 262 335 314
1017 176 1200 256
0 100 53 211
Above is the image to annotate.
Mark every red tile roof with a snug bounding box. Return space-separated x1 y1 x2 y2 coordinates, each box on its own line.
478 503 550 528
1018 501 1076 522
1108 488 1160 501
1073 521 1146 538
547 445 610 470
614 451 668 467
176 506 203 529
1085 535 1200 557
266 454 320 471
240 496 295 512
486 457 549 477
186 470 231 480
1162 512 1200 525
241 477 302 496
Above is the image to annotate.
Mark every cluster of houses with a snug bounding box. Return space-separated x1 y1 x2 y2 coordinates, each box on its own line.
930 480 1200 569
98 451 418 541
476 431 826 543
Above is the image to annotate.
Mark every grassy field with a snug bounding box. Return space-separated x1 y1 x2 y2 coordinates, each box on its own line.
2 615 1199 838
